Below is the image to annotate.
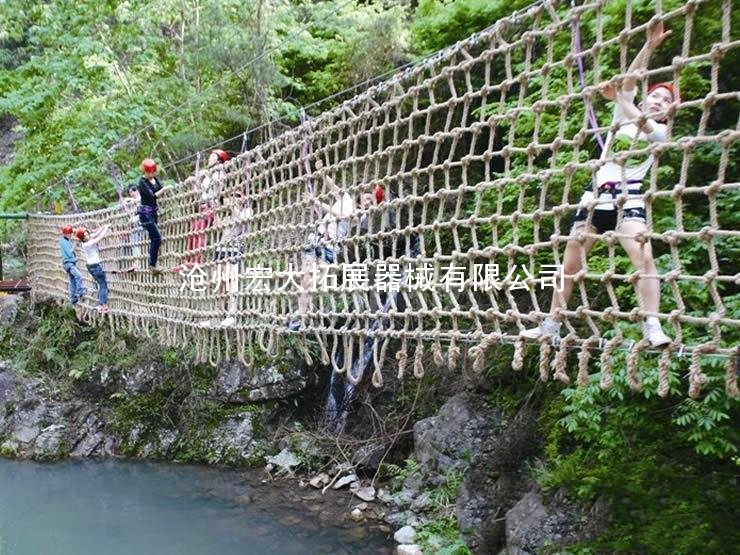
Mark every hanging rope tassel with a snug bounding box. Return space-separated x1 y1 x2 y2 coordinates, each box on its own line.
626 339 650 392
577 337 599 387
469 332 501 372
657 344 675 398
551 334 574 384
432 340 445 367
396 338 409 380
599 337 623 391
538 336 552 382
413 342 425 379
688 347 710 399
725 348 739 399
512 336 525 371
447 337 461 369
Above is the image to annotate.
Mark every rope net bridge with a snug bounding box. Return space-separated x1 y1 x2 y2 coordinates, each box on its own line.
27 0 738 399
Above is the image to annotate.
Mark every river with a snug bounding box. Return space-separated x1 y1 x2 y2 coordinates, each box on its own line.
0 459 393 555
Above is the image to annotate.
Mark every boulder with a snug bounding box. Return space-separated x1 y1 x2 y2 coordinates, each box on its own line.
206 412 260 465
394 525 416 544
455 406 542 554
413 392 503 473
211 360 306 403
504 490 611 554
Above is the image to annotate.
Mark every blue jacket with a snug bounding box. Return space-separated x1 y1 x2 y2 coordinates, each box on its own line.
59 237 77 265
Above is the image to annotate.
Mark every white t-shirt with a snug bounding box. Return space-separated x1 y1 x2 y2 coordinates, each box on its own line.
580 88 667 211
82 242 101 266
317 192 355 241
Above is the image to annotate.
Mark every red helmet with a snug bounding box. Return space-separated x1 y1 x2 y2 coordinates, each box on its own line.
211 149 230 163
374 185 385 205
648 82 679 103
61 225 74 235
75 228 87 241
141 158 157 173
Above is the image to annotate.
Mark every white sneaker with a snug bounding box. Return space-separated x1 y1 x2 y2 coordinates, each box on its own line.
644 321 671 347
521 317 561 339
198 319 215 328
219 316 236 327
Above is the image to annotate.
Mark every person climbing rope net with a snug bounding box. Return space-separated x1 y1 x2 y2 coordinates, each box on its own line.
523 19 675 348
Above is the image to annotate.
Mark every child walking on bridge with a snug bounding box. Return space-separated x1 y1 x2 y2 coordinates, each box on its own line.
59 225 86 305
137 159 173 274
76 224 112 313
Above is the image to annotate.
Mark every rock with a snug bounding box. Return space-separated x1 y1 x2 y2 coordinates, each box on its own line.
205 412 260 465
309 472 330 488
32 424 68 460
266 448 301 474
332 473 358 489
352 442 385 470
211 360 306 403
394 525 416 544
351 484 376 502
505 490 611 554
121 365 156 396
396 545 423 555
385 510 413 526
377 488 394 504
391 488 416 509
410 492 432 512
0 295 21 327
456 407 542 553
413 392 503 473
350 508 364 521
278 431 323 467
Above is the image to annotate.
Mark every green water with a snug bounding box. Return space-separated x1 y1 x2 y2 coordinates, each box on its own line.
0 459 391 555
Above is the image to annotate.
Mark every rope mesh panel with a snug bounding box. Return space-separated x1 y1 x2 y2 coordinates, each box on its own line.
27 0 739 398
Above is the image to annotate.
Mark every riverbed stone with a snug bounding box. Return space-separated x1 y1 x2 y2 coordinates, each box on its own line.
396 545 423 555
266 447 301 474
394 525 416 544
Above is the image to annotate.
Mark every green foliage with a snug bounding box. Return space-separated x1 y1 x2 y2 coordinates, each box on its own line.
411 0 533 54
536 357 739 553
386 457 422 491
0 0 413 212
430 468 465 509
416 517 472 555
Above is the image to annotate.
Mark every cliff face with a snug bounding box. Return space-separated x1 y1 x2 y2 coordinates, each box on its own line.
0 295 308 464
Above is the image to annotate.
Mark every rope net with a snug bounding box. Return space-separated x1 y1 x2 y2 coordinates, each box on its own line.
27 0 739 398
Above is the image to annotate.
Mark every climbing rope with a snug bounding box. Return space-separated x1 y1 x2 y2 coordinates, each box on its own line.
27 0 739 400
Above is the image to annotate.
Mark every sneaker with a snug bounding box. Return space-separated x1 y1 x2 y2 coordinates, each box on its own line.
521 317 561 340
644 321 671 347
288 319 304 332
97 305 110 314
219 316 236 327
150 267 162 276
198 319 215 328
